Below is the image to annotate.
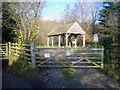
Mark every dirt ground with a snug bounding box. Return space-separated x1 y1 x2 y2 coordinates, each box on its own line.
2 59 120 89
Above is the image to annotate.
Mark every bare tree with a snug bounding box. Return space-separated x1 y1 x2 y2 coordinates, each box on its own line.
9 2 46 43
73 2 101 34
63 4 71 23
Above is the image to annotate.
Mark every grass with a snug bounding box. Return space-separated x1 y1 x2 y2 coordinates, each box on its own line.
36 45 61 48
9 54 40 76
100 65 120 83
61 68 77 78
36 45 83 48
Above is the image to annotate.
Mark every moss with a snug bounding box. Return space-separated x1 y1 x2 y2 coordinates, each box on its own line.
61 68 77 78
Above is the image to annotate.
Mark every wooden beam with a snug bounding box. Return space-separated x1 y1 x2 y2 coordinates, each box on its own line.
47 36 49 47
30 41 36 68
36 65 101 68
74 52 102 54
6 43 8 56
66 33 68 47
101 46 104 68
51 37 54 47
82 34 85 47
58 35 61 47
67 57 101 59
75 38 77 48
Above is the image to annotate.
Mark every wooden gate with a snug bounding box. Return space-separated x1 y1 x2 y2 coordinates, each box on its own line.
30 41 104 68
67 47 104 68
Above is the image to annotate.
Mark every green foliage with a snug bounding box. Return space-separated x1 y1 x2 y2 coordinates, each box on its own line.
9 52 18 65
25 67 40 73
99 2 119 44
9 42 39 76
10 55 40 75
2 2 18 43
100 44 120 82
61 68 76 78
36 45 60 48
102 37 113 50
101 65 120 82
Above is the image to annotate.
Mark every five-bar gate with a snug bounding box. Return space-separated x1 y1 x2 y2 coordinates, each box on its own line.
30 41 104 68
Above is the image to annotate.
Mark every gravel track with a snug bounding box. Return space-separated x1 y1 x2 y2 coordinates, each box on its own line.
1 49 120 89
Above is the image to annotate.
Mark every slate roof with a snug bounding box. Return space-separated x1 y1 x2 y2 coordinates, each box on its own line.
48 22 85 36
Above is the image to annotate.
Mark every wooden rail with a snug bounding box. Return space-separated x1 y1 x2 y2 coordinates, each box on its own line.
31 40 104 68
1 42 104 69
9 42 31 61
0 43 8 59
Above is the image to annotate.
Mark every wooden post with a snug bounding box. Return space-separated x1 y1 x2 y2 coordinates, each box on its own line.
52 37 54 47
62 35 65 47
75 38 77 47
66 33 68 47
6 43 8 56
101 46 104 68
82 34 85 47
74 35 77 48
58 35 61 47
16 42 17 56
8 42 11 56
68 37 71 47
47 36 49 47
30 41 36 68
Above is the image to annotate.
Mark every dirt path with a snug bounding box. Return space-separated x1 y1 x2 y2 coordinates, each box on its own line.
2 59 45 88
29 67 120 88
2 60 120 88
1 49 120 89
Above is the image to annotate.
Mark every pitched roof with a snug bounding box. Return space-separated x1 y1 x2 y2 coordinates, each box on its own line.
48 22 85 36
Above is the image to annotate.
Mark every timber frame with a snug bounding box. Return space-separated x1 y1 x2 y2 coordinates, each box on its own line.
47 22 86 48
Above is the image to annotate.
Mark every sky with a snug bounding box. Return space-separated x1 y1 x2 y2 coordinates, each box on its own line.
41 2 75 21
41 1 104 23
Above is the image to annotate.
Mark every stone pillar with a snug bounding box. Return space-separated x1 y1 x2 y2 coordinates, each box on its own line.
52 37 54 47
58 35 61 47
47 36 49 47
82 34 85 47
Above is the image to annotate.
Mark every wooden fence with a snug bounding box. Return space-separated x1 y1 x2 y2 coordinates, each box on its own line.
0 42 31 64
0 43 8 59
9 42 31 61
1 41 104 69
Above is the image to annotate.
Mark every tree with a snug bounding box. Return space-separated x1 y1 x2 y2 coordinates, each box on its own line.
74 2 101 34
9 2 46 44
2 2 18 43
63 4 72 24
99 2 119 44
116 1 120 44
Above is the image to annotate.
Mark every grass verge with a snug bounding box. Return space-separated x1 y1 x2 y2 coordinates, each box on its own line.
100 65 120 83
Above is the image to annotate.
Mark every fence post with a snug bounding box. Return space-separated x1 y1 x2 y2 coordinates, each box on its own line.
8 42 11 56
16 42 17 56
30 41 36 68
101 46 104 68
6 43 8 56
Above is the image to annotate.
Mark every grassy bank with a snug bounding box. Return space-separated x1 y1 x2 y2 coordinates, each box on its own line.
100 65 120 83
